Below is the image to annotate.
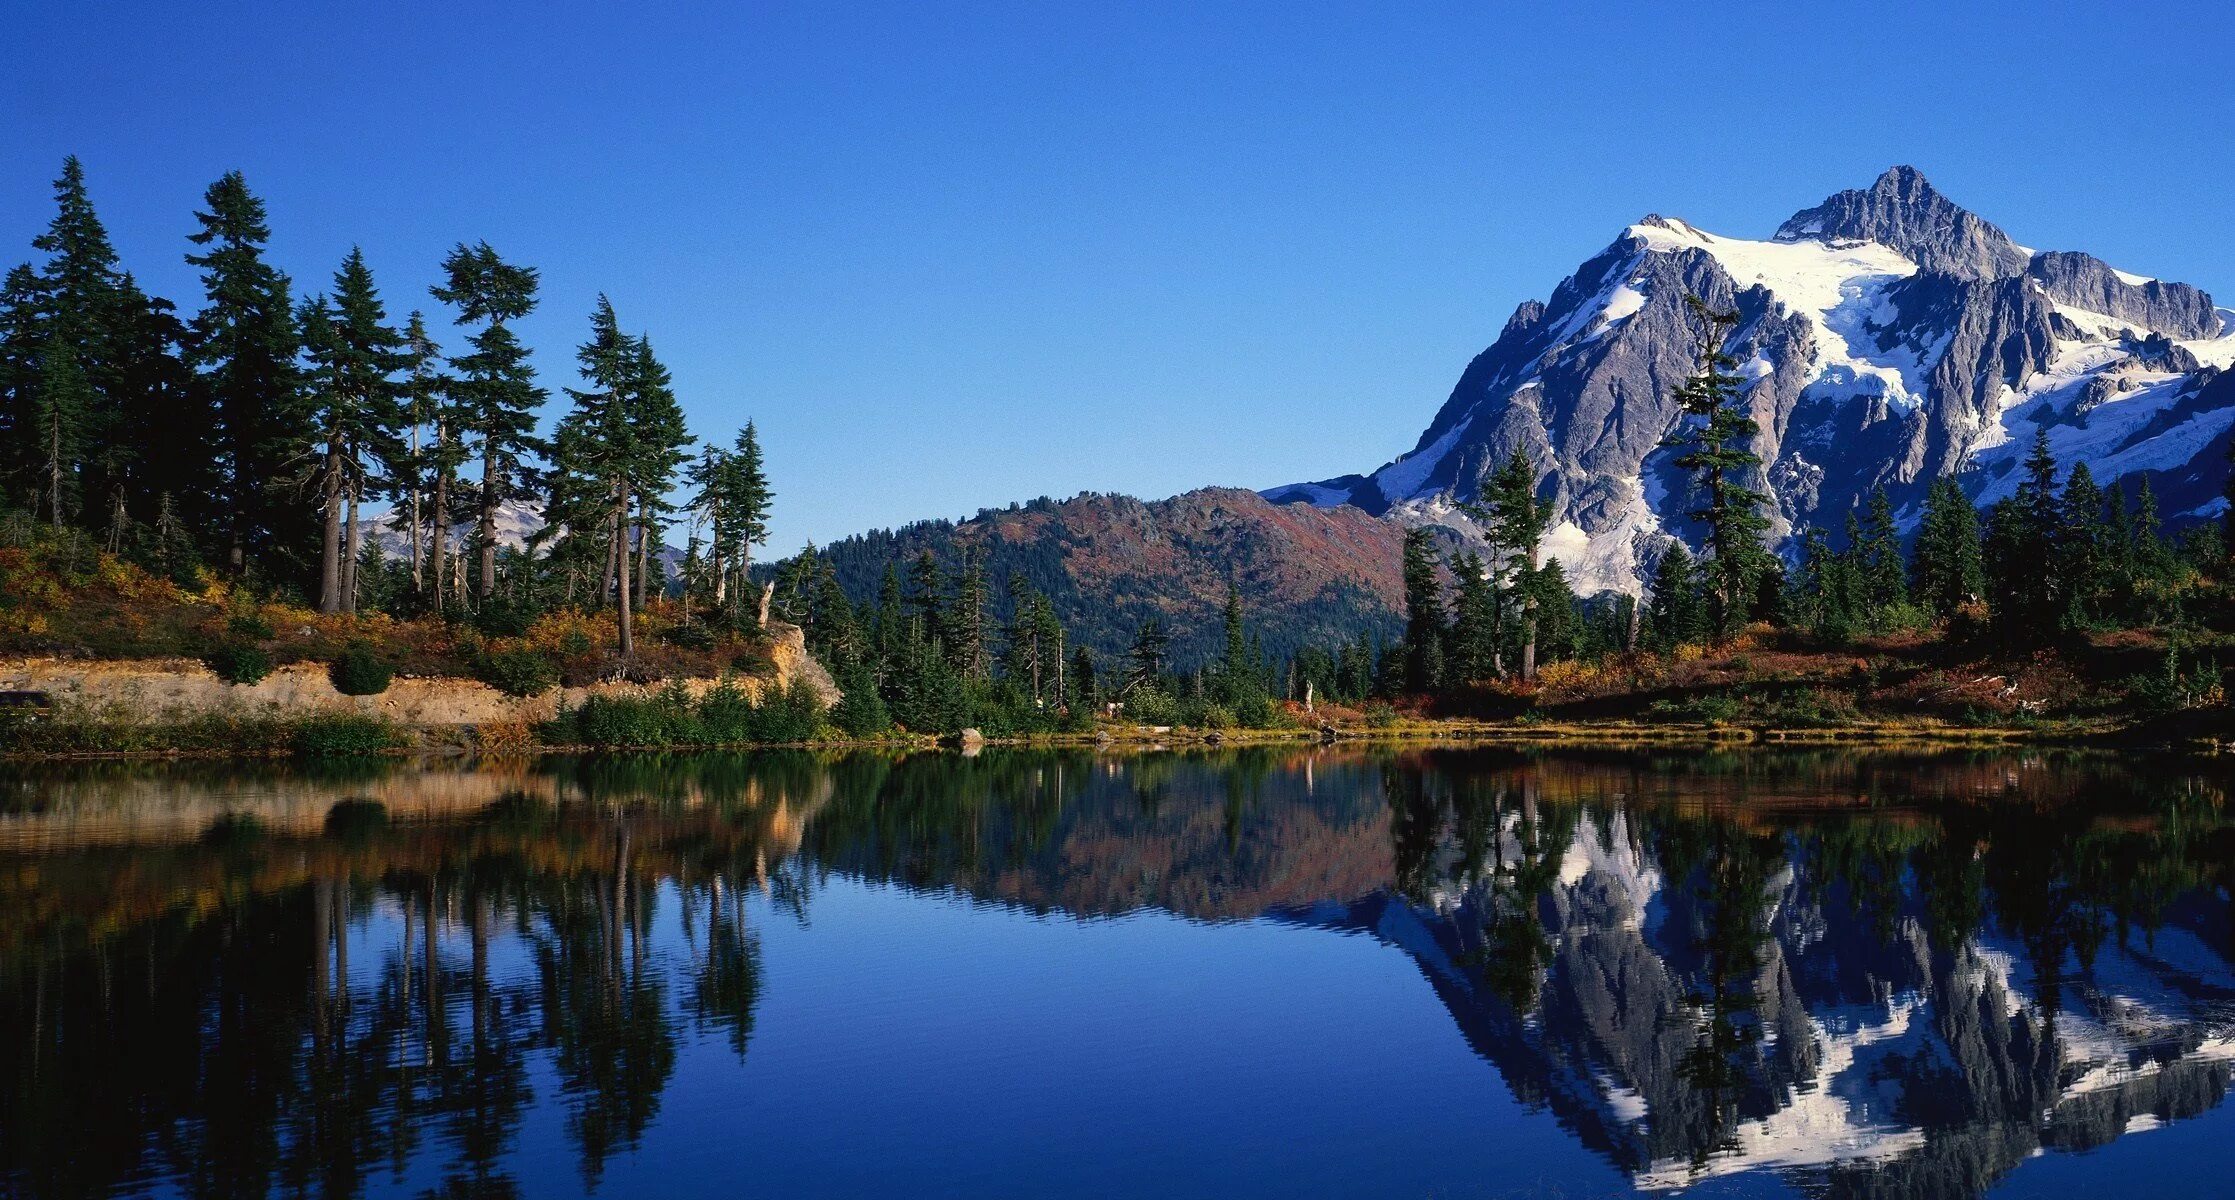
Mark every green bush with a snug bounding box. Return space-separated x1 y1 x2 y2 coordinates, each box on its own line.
477 647 560 697
471 597 538 637
226 612 274 640
1123 686 1180 725
329 645 393 696
293 713 402 756
207 643 273 686
1363 702 1400 729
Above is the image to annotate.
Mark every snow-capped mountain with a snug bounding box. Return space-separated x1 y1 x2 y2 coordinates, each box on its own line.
1265 167 2235 593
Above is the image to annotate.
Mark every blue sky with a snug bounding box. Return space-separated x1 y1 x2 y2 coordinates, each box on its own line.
7 1 2234 554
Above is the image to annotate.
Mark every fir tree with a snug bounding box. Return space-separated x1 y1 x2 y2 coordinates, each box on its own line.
1856 487 1907 621
32 339 91 526
1910 476 1984 619
398 311 458 601
1126 616 1169 694
1989 427 2064 640
0 264 43 505
185 171 307 580
1645 543 1706 651
906 550 946 645
1465 449 1549 678
1446 553 1499 685
1399 526 1446 694
2056 462 2107 629
430 241 546 600
300 249 409 613
30 157 131 522
1666 296 1772 635
947 548 991 680
548 297 637 647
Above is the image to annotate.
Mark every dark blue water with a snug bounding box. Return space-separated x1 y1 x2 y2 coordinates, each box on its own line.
3 748 2231 1198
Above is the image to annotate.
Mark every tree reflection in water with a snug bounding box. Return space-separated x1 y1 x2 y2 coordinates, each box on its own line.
0 747 2229 1199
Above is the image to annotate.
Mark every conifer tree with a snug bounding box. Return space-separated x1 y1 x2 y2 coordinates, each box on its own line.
1068 644 1098 711
32 339 91 526
185 171 306 580
1988 428 2064 640
1666 296 1771 635
1910 477 1984 619
397 311 457 600
1645 543 1705 650
624 332 692 609
1465 449 1548 678
2056 462 2108 629
904 550 947 652
550 297 653 652
31 157 129 521
1856 487 1906 621
1126 616 1169 694
1399 526 1446 694
0 265 43 504
1446 553 1499 684
105 275 200 539
684 444 730 606
300 249 409 613
430 241 545 600
947 548 991 679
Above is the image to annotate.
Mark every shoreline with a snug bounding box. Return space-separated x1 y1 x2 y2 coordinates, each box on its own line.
2 714 2190 764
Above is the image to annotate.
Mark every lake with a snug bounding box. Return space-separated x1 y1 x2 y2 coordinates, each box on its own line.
3 746 2230 1199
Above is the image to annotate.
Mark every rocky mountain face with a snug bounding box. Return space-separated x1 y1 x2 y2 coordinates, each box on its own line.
815 487 1408 665
1266 166 2235 594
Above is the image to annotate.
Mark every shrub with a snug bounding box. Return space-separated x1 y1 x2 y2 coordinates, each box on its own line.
472 597 538 637
207 643 272 685
329 645 393 696
293 713 402 756
225 612 274 640
699 680 756 742
478 647 561 697
1363 702 1400 729
1123 686 1180 726
751 679 825 743
664 621 716 651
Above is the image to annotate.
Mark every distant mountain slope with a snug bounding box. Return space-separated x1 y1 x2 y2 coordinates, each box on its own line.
1266 166 2235 593
816 487 1407 666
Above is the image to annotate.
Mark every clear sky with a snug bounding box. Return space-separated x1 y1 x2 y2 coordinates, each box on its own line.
7 1 2233 554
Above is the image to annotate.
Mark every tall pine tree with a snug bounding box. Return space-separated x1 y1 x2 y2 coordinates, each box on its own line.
1666 296 1772 635
185 171 307 583
431 241 545 600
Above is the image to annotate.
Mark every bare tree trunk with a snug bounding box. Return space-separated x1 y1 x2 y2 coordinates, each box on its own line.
318 443 344 614
757 580 773 630
1625 593 1640 654
635 493 652 611
1521 545 1539 682
46 416 63 530
408 420 423 592
342 475 363 614
476 451 498 599
708 498 725 607
615 489 635 657
429 428 449 615
601 512 620 607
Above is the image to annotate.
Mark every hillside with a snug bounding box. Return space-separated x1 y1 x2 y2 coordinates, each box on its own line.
815 487 1408 666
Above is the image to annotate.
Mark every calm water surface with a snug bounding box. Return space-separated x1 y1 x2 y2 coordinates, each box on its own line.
2 747 2231 1199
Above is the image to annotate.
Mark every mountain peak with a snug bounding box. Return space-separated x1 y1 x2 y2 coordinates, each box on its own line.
1775 165 2031 279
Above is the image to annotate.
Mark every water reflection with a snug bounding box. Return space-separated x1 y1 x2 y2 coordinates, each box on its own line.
1 748 2229 1198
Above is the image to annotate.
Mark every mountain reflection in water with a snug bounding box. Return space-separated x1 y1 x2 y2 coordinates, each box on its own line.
2 748 2230 1199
